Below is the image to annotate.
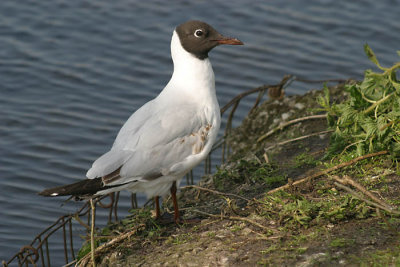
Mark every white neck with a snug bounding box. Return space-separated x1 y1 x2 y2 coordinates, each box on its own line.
163 31 216 100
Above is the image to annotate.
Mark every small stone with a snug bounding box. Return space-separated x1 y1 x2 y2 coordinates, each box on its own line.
218 256 229 265
281 112 290 120
319 133 327 139
192 247 203 255
294 103 305 110
171 253 180 259
241 227 252 236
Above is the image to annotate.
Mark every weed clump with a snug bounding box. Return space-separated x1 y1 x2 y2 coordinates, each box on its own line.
260 191 370 229
318 45 400 157
213 159 286 191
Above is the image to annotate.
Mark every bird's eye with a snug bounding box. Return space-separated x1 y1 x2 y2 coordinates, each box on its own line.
194 29 204 37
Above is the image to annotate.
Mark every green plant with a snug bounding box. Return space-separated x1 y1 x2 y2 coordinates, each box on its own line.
77 239 100 260
261 190 371 229
294 152 318 168
213 159 285 190
329 238 354 248
318 45 400 157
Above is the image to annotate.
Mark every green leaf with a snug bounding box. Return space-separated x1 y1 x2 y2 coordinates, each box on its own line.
77 242 92 260
387 110 400 120
356 142 365 156
397 51 400 57
376 116 389 138
347 84 368 108
390 142 400 157
389 72 400 91
364 44 379 66
361 117 377 139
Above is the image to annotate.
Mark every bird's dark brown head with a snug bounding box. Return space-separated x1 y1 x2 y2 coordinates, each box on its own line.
175 20 243 60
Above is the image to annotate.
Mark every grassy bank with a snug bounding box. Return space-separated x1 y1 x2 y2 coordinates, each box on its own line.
77 47 400 266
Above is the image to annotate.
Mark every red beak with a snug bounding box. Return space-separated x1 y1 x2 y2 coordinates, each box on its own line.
214 36 244 45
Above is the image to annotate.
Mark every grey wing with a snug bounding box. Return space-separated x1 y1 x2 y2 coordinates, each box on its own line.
86 99 156 179
86 102 214 186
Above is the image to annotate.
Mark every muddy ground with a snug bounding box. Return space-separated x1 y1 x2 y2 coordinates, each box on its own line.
79 82 400 266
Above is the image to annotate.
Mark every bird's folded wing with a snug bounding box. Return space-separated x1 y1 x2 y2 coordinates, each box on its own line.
86 102 215 186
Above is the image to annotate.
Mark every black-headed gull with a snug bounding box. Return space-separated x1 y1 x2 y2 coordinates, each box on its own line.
39 20 243 223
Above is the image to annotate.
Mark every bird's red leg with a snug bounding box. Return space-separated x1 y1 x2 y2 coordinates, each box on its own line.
170 181 180 223
154 196 161 219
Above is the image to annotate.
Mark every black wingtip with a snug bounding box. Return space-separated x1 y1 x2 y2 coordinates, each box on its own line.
38 188 60 197
38 177 104 198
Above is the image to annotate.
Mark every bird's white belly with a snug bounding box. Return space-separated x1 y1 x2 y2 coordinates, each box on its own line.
130 175 184 198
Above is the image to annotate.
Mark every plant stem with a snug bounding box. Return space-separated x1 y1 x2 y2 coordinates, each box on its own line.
90 199 96 267
267 150 388 194
379 120 395 131
257 114 327 142
363 92 395 115
383 62 400 76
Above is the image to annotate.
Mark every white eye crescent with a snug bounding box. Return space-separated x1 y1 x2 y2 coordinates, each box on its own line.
194 29 204 37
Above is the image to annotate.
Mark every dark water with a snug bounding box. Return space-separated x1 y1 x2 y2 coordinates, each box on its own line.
1 0 399 264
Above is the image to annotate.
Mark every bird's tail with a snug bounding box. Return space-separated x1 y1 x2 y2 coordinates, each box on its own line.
38 178 118 199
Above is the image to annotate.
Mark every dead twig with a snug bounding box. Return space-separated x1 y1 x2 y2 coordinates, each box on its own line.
267 150 389 194
220 75 293 115
182 185 251 203
73 215 90 231
333 182 400 215
184 185 266 206
90 199 96 267
376 208 398 233
332 175 395 211
257 114 328 143
62 259 77 267
191 209 269 231
293 77 348 84
220 75 293 162
78 224 145 267
264 130 333 151
221 85 270 115
222 100 240 162
250 229 282 241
